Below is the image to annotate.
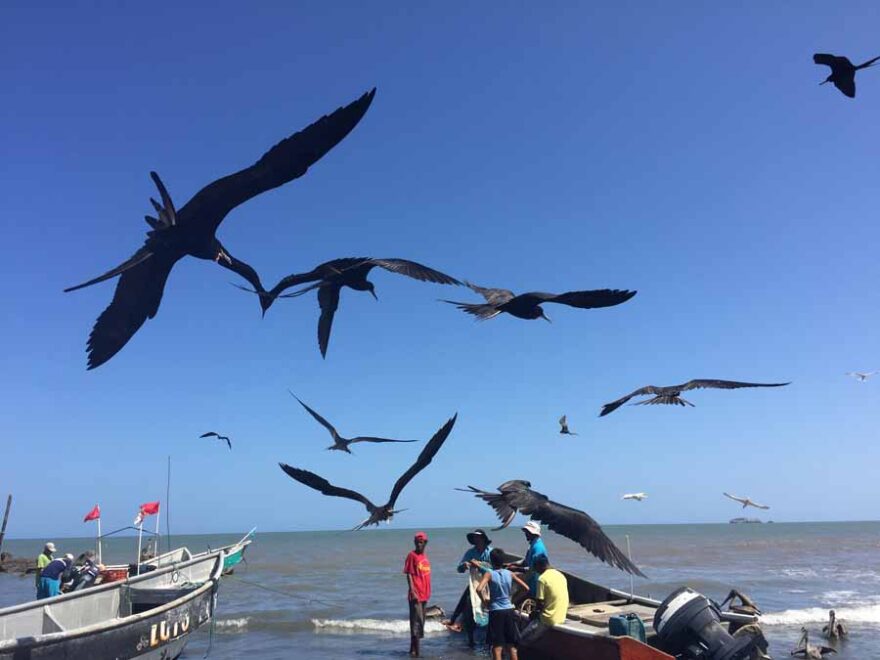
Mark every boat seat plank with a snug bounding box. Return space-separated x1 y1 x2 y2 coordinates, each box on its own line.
566 601 656 629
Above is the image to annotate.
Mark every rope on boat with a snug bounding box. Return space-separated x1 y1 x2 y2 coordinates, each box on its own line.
226 575 345 610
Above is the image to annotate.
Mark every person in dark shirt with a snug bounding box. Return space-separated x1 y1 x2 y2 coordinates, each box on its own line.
38 554 73 599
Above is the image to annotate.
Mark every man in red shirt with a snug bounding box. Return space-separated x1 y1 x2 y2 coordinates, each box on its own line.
403 531 431 657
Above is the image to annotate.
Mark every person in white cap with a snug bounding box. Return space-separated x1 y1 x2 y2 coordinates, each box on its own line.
505 520 548 597
34 542 55 597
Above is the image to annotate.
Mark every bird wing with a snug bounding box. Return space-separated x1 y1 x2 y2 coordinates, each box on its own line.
387 414 457 508
350 436 418 444
680 379 790 392
833 78 856 98
369 259 462 285
290 392 338 439
278 463 376 510
440 299 503 320
517 289 637 310
465 282 515 304
750 501 770 510
519 490 647 577
813 53 846 68
456 486 519 530
269 258 368 298
225 438 232 450
178 89 376 235
599 386 661 417
200 432 220 438
559 415 567 428
724 492 748 505
64 246 155 292
83 251 180 369
317 284 341 358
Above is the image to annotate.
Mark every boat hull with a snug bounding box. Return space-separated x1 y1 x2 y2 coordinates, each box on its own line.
520 624 673 660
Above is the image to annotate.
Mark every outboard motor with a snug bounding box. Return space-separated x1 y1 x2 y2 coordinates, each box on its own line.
653 587 758 660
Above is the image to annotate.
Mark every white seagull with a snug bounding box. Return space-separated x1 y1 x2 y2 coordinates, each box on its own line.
723 492 769 510
846 371 877 382
622 493 648 501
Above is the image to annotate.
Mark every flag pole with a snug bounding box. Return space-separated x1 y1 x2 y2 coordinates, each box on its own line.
97 517 102 564
154 503 161 555
136 519 143 576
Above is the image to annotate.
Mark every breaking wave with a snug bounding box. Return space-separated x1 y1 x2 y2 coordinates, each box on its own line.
312 618 447 635
761 602 880 626
215 617 250 632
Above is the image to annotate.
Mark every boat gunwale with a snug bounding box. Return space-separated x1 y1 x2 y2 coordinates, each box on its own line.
0 554 222 651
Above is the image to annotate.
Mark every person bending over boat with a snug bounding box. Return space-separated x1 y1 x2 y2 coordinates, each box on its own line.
444 528 493 645
404 531 432 658
33 542 55 597
505 521 548 600
520 555 569 644
37 553 73 599
477 548 531 660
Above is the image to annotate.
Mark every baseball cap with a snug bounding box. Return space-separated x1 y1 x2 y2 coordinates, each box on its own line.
414 531 428 542
45 542 56 552
522 521 541 536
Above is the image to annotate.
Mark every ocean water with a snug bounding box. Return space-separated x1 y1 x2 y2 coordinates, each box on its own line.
1 522 878 658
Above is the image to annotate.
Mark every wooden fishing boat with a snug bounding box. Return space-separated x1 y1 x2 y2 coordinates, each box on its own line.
0 552 223 659
511 560 758 660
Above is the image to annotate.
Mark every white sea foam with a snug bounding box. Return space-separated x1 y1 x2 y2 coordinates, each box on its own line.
312 618 447 635
761 602 880 626
214 617 250 632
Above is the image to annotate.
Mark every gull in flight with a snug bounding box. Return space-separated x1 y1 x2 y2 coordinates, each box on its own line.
723 492 769 510
846 371 877 382
621 493 647 502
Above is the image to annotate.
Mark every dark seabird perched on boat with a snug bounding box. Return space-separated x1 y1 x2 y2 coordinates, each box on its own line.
599 379 790 417
814 53 880 98
457 479 646 577
723 492 770 510
251 258 461 357
290 391 418 453
791 627 837 658
443 281 635 322
279 414 457 529
64 88 376 369
822 610 848 641
558 415 577 436
200 431 232 450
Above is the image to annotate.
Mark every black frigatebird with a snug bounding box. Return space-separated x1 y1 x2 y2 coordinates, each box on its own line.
558 415 577 435
290 391 418 453
599 379 790 417
458 479 646 577
279 414 457 529
814 52 880 97
65 89 376 369
443 281 635 322
200 432 232 450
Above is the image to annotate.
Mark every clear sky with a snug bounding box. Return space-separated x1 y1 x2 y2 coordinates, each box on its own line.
2 1 879 538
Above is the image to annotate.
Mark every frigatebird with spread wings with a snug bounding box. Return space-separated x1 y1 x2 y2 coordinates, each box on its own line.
65 89 375 369
814 52 880 98
600 379 789 417
253 258 461 357
443 281 635 322
290 392 417 453
200 432 232 450
457 480 646 577
280 414 457 529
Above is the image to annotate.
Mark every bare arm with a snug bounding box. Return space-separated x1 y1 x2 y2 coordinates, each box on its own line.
476 570 492 592
406 574 418 601
511 572 530 592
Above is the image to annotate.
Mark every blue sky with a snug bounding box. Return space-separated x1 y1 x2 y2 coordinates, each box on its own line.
2 1 879 538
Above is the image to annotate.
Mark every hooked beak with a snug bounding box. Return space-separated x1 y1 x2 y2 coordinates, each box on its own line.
369 289 379 301
540 311 552 323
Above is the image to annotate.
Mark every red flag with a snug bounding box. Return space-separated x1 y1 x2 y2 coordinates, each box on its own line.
83 505 101 522
134 501 160 525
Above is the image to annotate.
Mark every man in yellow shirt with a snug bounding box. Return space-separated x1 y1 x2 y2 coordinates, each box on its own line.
521 555 569 643
34 542 55 597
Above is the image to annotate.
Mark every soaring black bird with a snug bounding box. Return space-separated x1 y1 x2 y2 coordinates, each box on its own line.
814 53 880 98
279 414 457 529
64 89 376 369
290 392 418 453
558 415 577 436
442 281 636 322
599 379 790 417
200 432 232 450
457 480 646 577
258 258 461 357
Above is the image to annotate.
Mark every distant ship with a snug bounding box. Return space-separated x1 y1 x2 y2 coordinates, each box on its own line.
729 517 764 524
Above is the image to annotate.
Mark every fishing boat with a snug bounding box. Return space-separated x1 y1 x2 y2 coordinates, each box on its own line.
0 552 223 659
512 562 759 660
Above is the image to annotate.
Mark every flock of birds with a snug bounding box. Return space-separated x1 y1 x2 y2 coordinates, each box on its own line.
62 51 878 655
